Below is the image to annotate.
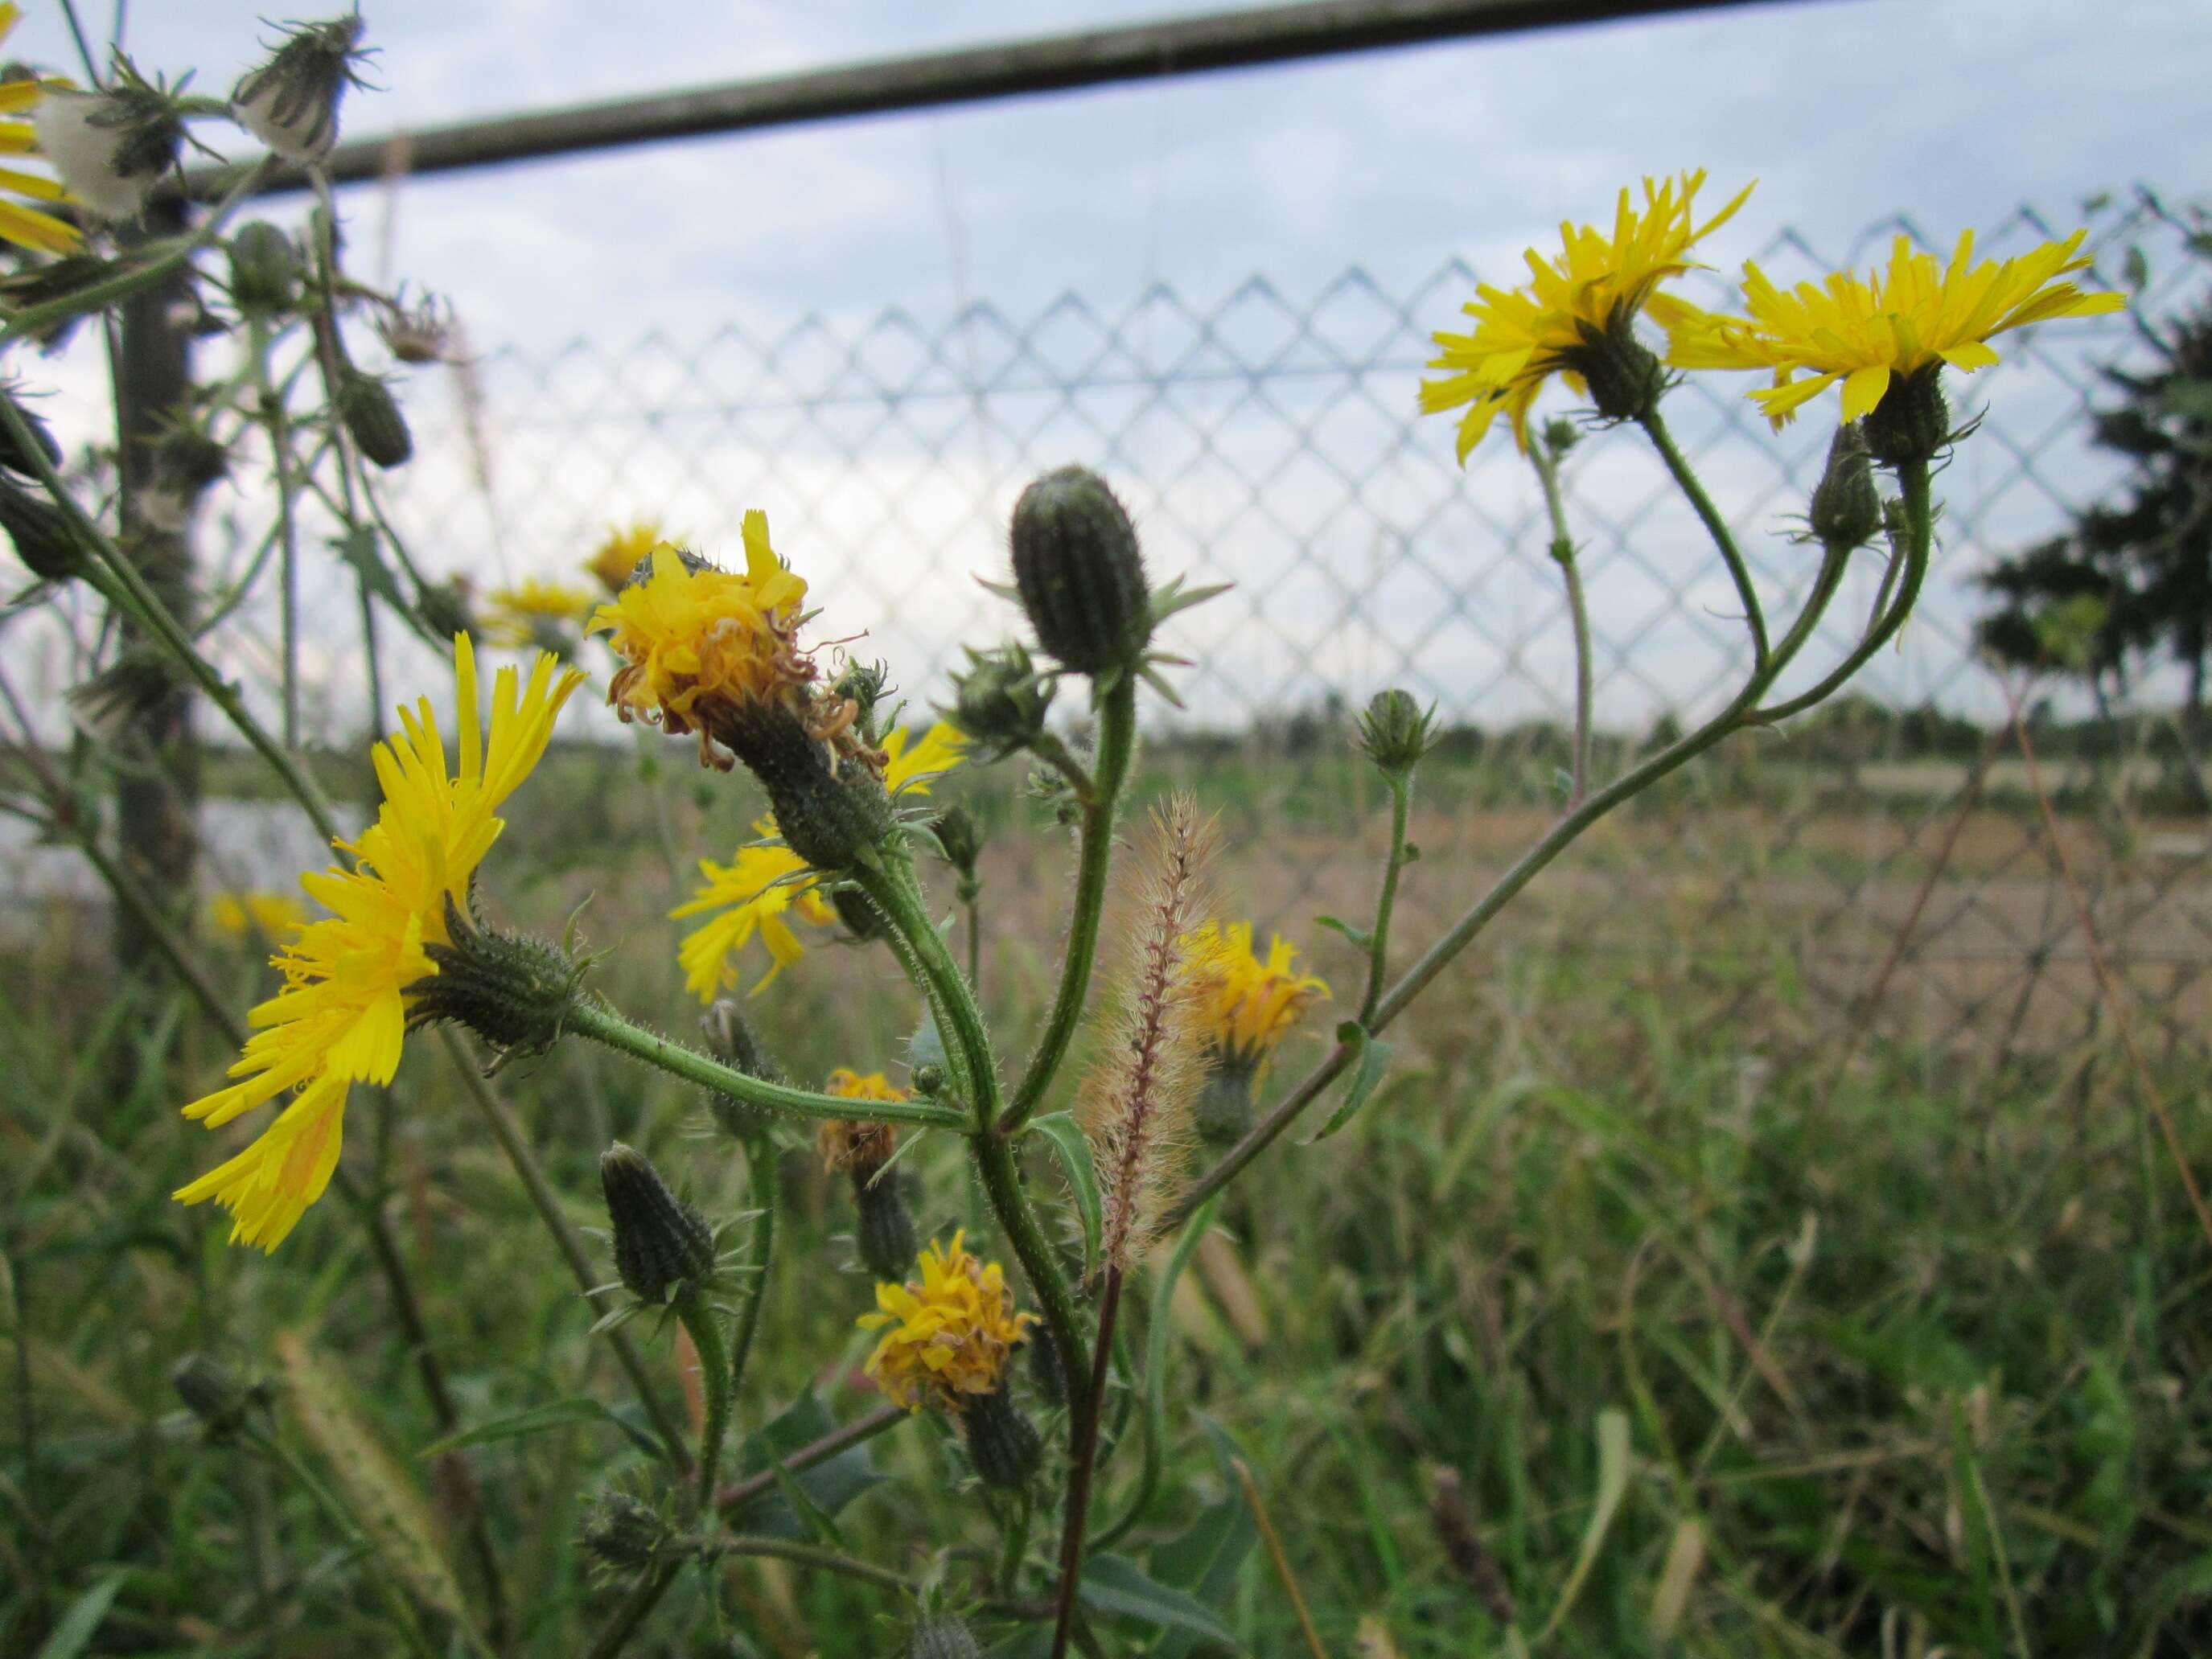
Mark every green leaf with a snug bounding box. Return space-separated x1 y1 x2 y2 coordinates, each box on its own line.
1312 913 1372 951
1399 842 1421 864
417 1398 619 1459
1028 1112 1103 1274
983 1632 1053 1659
1078 1553 1238 1646
331 524 408 613
727 1393 886 1541
1535 1407 1632 1641
1153 1417 1261 1658
1305 1020 1391 1143
35 1575 125 1659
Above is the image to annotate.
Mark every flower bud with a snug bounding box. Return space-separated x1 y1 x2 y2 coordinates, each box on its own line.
31 74 183 222
578 1490 675 1575
228 222 299 318
404 894 586 1060
909 1062 946 1098
171 1353 264 1440
376 294 456 365
854 1168 919 1283
1863 363 1951 469
960 1384 1043 1490
907 1612 984 1659
944 642 1055 759
1196 1058 1257 1144
0 388 60 480
0 256 120 351
1807 421 1883 550
931 803 983 879
701 998 785 1138
830 884 882 942
599 1143 716 1305
0 481 82 581
336 369 413 468
1009 466 1150 677
231 16 369 165
1024 1324 1064 1407
1356 688 1437 778
830 658 891 735
414 579 475 643
717 700 894 872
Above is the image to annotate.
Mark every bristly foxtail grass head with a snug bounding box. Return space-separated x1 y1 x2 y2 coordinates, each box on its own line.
1080 790 1218 1275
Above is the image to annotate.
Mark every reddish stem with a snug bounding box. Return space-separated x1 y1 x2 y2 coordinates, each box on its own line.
1048 1265 1124 1659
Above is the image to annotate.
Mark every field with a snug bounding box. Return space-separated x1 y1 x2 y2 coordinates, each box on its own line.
6 735 2212 1657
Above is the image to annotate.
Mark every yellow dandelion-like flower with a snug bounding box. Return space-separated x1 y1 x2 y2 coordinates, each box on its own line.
669 817 838 1001
1420 170 1752 458
858 1230 1036 1414
1185 921 1330 1073
817 1068 907 1171
585 519 672 595
172 636 585 1250
0 6 81 257
589 509 812 758
478 577 598 648
1665 228 2128 429
208 890 310 941
880 721 967 796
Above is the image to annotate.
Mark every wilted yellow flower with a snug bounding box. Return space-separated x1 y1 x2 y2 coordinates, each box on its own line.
208 890 310 941
1185 921 1330 1072
817 1069 907 1171
478 577 597 648
585 519 671 595
1421 170 1751 458
590 510 812 764
1665 228 2127 428
858 1230 1036 1414
881 721 966 795
670 819 837 1000
0 6 80 256
173 637 585 1250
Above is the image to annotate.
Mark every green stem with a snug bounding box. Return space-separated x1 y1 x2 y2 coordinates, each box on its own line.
582 1562 679 1659
974 1126 1092 1425
567 1000 966 1130
1532 439 1594 805
674 1291 732 1513
1752 458 1934 725
726 1137 778 1403
697 1534 915 1593
997 1489 1034 1593
1001 675 1137 1132
249 315 303 749
1640 408 1770 673
1094 1194 1218 1551
1357 774 1411 1029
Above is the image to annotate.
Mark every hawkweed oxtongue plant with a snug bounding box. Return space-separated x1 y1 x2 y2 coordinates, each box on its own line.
0 42 2112 1636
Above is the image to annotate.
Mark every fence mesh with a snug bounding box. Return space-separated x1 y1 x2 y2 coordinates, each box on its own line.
10 195 2209 1068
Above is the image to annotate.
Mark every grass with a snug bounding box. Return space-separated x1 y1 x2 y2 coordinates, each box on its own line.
4 739 2211 1657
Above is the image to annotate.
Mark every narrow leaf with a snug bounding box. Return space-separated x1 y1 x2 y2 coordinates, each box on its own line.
1028 1112 1104 1274
1079 1553 1239 1645
1536 1408 1632 1641
34 1575 125 1659
417 1398 616 1459
1306 1020 1391 1142
1312 914 1373 951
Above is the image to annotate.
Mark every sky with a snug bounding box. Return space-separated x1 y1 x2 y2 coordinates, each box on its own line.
8 0 2210 736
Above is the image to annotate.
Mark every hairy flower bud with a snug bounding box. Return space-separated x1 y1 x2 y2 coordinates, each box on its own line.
944 641 1055 759
171 1353 265 1440
0 388 60 480
228 222 299 318
0 481 82 581
907 1612 984 1659
717 700 894 872
336 369 413 468
1356 688 1437 777
960 1384 1044 1490
1807 427 1883 549
931 803 983 879
578 1490 676 1575
231 15 369 165
599 1144 716 1305
701 1000 783 1137
1195 1058 1258 1144
1009 466 1150 677
854 1168 918 1283
32 75 182 222
1863 363 1951 469
404 894 585 1059
1564 306 1668 426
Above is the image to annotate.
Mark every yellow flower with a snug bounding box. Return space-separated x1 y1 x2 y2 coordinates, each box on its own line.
858 1230 1036 1414
880 721 966 796
208 890 310 941
1185 921 1330 1072
173 637 585 1250
817 1069 908 1171
590 510 811 758
1665 228 2128 428
478 577 598 648
0 6 81 257
585 519 672 595
669 818 838 1000
1421 170 1751 458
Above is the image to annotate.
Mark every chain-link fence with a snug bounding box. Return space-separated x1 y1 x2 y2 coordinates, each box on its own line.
10 195 2208 1066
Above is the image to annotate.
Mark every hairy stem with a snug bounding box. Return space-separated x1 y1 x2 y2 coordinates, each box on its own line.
1532 438 1594 804
1357 774 1412 1028
568 1000 966 1129
248 317 304 749
1001 675 1137 1132
726 1137 779 1405
1641 407 1770 673
1050 1266 1125 1659
674 1292 731 1513
582 1562 679 1659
